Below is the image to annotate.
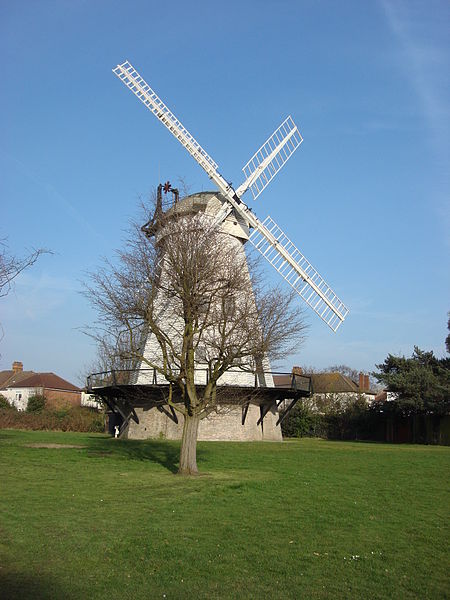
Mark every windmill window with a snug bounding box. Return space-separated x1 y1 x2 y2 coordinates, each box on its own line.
196 296 209 315
224 297 236 315
196 346 207 362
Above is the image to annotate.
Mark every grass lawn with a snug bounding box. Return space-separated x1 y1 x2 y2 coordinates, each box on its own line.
0 430 449 599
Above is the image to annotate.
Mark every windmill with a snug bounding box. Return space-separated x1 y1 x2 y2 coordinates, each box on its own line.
113 61 348 331
104 60 349 440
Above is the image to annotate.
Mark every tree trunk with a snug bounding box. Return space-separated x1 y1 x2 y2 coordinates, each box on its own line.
178 413 200 475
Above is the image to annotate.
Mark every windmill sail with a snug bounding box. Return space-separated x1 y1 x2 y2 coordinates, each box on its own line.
248 216 349 331
236 116 303 200
113 61 237 200
113 61 219 179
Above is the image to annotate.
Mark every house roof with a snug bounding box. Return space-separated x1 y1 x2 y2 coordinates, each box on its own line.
0 370 36 389
6 372 80 392
272 374 292 388
310 372 359 393
309 372 376 395
273 371 376 395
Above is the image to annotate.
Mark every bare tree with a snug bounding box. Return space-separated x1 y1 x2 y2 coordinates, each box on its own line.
323 364 360 382
84 199 307 475
0 240 51 348
446 312 450 355
0 239 51 298
77 332 138 388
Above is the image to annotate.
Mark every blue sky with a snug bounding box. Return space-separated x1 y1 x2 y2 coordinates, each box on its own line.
1 0 449 385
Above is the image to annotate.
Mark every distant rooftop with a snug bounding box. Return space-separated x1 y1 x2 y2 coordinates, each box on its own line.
274 369 376 395
0 362 80 392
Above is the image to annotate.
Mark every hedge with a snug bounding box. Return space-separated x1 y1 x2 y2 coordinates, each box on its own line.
0 406 105 433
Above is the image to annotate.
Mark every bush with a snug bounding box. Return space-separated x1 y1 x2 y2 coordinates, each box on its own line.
26 395 47 413
53 408 70 419
281 398 449 445
281 404 328 438
281 398 380 441
0 395 15 410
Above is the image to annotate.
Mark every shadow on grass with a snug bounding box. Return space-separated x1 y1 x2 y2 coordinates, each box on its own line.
84 435 208 474
0 570 80 600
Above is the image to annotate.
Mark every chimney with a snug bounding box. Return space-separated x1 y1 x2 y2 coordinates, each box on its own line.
12 361 23 374
359 373 370 391
364 374 370 391
292 366 303 376
359 372 364 391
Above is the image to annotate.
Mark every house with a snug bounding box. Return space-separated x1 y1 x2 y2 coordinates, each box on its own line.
374 390 398 403
0 361 81 410
81 391 102 410
0 361 35 391
274 367 377 411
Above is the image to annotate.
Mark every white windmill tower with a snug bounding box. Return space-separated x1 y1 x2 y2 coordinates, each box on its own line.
109 61 349 441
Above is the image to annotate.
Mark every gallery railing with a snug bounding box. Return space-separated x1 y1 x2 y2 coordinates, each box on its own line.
86 368 312 395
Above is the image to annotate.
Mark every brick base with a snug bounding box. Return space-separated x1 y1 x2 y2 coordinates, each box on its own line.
126 404 282 441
